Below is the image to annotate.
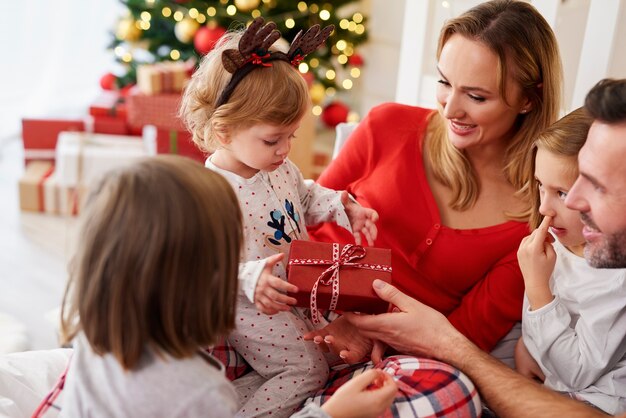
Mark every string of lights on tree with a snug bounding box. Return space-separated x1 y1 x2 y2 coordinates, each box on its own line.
105 0 368 126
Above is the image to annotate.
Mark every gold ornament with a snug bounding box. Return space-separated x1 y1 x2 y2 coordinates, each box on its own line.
174 17 200 43
234 0 261 12
116 17 141 42
310 83 326 105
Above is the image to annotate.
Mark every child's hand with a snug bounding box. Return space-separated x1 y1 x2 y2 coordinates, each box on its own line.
255 253 299 315
340 191 378 246
321 369 397 418
303 315 374 364
517 215 556 310
514 338 545 382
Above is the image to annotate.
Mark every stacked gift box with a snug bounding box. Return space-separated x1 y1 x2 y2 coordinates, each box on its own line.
20 81 208 215
19 131 148 215
136 61 191 96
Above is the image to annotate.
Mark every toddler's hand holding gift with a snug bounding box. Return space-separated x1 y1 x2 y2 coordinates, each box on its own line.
255 253 299 315
341 191 378 246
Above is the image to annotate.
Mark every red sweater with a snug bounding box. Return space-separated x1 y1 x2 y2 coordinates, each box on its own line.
310 103 528 351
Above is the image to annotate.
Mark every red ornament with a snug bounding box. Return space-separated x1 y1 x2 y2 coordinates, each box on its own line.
321 101 350 128
100 72 118 90
348 54 364 67
194 26 226 55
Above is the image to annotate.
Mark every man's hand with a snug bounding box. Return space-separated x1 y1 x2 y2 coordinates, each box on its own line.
344 280 462 362
254 253 298 315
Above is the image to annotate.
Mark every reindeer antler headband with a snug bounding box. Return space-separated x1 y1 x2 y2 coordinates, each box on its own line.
216 17 334 107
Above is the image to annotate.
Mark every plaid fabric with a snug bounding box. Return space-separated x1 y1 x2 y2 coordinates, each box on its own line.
206 337 253 382
308 356 481 418
35 350 481 417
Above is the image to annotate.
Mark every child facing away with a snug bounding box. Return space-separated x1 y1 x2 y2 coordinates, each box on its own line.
56 156 396 418
515 108 626 414
180 18 379 417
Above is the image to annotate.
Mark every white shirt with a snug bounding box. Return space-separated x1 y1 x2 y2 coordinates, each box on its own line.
62 334 238 417
522 238 626 414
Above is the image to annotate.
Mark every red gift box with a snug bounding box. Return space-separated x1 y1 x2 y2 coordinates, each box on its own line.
91 115 130 135
89 91 128 119
89 92 133 135
126 92 185 131
22 119 85 165
287 240 392 323
154 128 207 163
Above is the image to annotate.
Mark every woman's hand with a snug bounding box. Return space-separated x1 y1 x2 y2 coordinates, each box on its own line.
254 253 298 315
341 191 378 246
517 215 556 311
303 315 375 364
514 338 545 382
321 369 397 418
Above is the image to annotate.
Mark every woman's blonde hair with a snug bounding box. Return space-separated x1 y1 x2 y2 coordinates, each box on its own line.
60 155 242 370
522 108 592 229
180 31 310 153
426 0 562 212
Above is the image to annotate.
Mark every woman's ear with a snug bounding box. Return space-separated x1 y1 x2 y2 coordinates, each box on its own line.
519 96 533 115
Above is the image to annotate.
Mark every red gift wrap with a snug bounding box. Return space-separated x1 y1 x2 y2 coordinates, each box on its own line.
287 240 392 323
22 119 85 165
89 92 133 135
126 92 185 131
89 91 128 119
154 128 206 163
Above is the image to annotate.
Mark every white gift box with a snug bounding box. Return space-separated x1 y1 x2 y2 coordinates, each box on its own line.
42 171 59 215
55 132 148 188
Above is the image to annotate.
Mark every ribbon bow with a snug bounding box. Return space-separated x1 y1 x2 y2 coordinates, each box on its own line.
249 51 273 67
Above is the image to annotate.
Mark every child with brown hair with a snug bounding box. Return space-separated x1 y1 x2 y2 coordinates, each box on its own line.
57 155 396 418
180 18 380 417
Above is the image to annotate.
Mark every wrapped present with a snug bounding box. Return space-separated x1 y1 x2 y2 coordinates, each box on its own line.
18 161 55 212
143 125 206 163
126 92 185 132
41 172 86 216
21 119 85 165
287 240 392 323
42 172 59 215
55 131 147 188
137 61 190 95
90 115 130 135
88 91 127 119
88 92 133 135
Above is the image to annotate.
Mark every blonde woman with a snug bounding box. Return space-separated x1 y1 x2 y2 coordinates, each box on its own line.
308 0 562 359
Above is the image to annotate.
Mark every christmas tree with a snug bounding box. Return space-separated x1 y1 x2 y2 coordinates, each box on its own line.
107 0 367 125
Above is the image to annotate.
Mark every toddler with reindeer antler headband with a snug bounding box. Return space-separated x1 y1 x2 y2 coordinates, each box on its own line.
180 18 380 417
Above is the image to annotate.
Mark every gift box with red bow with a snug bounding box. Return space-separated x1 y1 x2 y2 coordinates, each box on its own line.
287 240 392 323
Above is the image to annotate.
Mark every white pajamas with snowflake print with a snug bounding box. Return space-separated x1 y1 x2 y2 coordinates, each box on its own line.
206 158 352 418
